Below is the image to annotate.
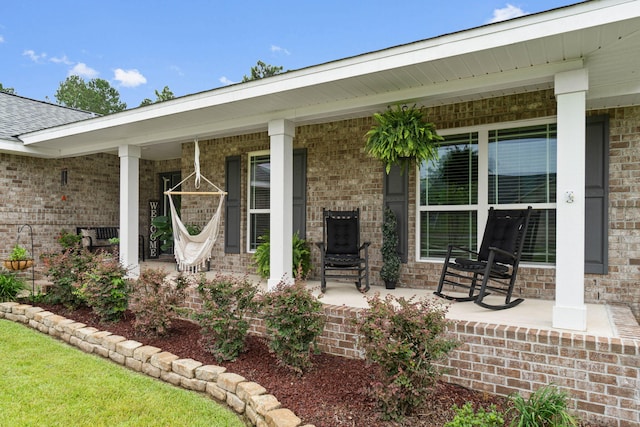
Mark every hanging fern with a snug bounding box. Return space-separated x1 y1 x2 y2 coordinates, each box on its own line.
364 104 443 173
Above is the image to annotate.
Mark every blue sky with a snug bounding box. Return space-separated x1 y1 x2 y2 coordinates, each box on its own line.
1 1 583 108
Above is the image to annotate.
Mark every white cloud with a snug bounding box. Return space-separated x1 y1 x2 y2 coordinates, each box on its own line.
113 68 147 87
271 45 291 55
219 76 235 85
0 35 4 43
23 49 47 63
488 4 527 23
69 62 99 78
170 65 184 77
50 55 72 65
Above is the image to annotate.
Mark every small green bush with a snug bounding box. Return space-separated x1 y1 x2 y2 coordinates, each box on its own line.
355 293 458 421
260 279 325 374
129 269 189 336
42 248 94 309
76 251 129 322
194 274 259 361
445 402 505 427
8 244 30 261
508 384 577 427
0 270 25 301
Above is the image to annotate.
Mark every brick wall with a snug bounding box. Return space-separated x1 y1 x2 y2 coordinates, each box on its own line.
179 284 640 427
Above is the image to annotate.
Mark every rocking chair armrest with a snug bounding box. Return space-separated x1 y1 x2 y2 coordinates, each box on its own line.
359 241 371 251
487 246 517 261
446 244 479 258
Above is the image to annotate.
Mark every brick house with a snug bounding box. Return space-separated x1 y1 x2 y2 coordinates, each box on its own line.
4 0 640 333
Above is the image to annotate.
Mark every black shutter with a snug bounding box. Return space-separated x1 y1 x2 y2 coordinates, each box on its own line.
225 156 241 253
383 164 408 263
293 149 307 238
585 115 609 274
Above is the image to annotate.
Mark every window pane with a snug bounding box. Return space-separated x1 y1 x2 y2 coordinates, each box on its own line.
421 133 478 206
249 213 270 250
250 155 270 210
420 211 477 258
521 209 556 263
488 125 556 204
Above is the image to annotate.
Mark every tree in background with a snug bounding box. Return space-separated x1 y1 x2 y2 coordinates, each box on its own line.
241 60 284 82
0 83 16 94
55 76 127 115
139 86 175 107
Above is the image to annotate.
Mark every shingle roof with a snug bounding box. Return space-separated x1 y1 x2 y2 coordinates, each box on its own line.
0 92 96 142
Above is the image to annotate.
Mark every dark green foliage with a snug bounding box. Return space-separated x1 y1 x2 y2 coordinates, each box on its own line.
151 215 200 252
380 207 401 285
445 402 505 427
76 252 129 322
241 60 284 82
365 104 443 174
508 384 577 427
356 293 458 420
42 248 94 309
139 86 175 107
253 233 312 279
56 229 82 249
260 279 325 374
55 75 126 115
0 270 25 301
129 269 189 336
194 274 259 361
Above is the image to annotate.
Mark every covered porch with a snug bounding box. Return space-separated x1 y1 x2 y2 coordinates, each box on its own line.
17 0 640 336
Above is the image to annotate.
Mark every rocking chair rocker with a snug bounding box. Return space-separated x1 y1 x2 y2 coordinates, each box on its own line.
434 206 532 310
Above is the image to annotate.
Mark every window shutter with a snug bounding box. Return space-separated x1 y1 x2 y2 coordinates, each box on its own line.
225 156 241 253
293 149 307 238
585 115 609 274
383 164 408 263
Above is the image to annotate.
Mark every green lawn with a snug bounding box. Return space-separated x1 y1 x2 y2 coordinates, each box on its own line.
0 320 244 427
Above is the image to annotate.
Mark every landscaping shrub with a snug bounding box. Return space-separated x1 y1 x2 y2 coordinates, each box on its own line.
129 269 189 336
0 270 25 302
260 279 325 374
445 402 504 427
76 251 129 322
42 248 94 309
508 384 577 427
194 274 259 362
355 293 458 421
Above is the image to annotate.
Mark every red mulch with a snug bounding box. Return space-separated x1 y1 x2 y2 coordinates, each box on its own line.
37 305 601 427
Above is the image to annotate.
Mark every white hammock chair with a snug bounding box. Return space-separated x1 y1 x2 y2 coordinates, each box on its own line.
165 141 226 272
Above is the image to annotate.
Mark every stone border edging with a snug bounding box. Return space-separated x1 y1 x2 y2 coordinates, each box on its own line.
0 302 314 427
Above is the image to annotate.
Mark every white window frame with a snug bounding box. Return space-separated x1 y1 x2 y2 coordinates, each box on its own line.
415 117 557 264
247 150 270 253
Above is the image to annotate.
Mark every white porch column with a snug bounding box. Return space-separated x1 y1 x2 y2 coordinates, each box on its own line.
118 145 141 277
267 119 295 290
553 69 588 330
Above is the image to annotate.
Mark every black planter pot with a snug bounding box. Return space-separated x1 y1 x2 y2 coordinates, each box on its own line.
384 280 396 290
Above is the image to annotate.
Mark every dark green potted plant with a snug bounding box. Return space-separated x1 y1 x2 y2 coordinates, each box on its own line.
4 244 33 271
253 232 312 279
380 207 401 289
151 215 200 253
364 104 443 173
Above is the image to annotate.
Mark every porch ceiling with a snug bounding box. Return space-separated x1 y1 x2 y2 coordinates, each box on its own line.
19 0 640 161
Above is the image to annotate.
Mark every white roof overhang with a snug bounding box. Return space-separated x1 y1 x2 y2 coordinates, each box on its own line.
18 0 640 160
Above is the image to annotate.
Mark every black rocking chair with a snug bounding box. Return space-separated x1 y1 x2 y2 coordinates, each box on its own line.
434 206 532 310
316 208 371 293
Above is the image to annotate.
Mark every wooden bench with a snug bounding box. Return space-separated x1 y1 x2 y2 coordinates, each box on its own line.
76 227 145 261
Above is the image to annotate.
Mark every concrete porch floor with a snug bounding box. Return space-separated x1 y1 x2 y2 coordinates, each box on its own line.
140 259 637 339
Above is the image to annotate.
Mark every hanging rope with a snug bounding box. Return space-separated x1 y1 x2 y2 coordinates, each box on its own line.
194 138 201 189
